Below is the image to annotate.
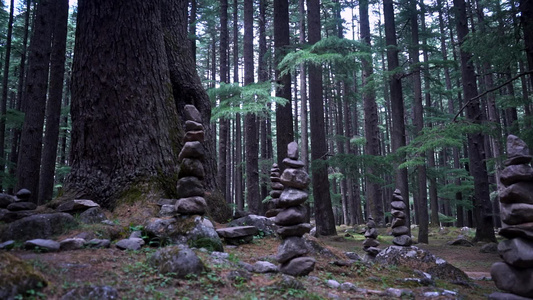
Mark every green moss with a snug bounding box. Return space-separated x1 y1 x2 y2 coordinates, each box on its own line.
0 253 48 298
188 237 223 252
116 185 145 206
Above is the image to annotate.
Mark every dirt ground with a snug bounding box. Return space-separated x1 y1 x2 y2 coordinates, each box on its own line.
5 224 502 299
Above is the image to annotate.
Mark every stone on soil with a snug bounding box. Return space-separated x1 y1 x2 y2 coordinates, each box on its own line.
24 239 60 252
279 256 316 277
61 285 119 300
115 238 144 250
79 207 107 224
1 213 78 241
216 226 258 239
56 199 99 213
60 238 86 251
6 201 36 211
149 245 206 278
252 261 278 273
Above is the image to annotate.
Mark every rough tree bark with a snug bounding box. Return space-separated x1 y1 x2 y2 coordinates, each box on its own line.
38 0 69 204
307 0 337 236
64 0 183 208
16 0 53 202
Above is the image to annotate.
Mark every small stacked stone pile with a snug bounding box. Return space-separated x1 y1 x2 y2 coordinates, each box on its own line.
490 135 533 299
363 217 380 261
266 163 283 217
174 105 207 216
275 142 315 276
391 189 412 246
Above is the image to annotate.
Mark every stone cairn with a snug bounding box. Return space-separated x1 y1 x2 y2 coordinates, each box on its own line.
265 163 283 217
490 135 533 299
174 105 207 216
274 142 316 276
391 189 412 247
363 217 380 261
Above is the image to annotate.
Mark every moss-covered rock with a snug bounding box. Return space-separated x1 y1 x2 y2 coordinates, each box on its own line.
0 252 48 299
205 191 232 223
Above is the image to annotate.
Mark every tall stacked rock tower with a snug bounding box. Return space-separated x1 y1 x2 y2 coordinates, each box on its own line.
174 105 207 216
490 135 533 299
363 217 380 261
266 163 283 217
275 142 315 276
391 189 412 246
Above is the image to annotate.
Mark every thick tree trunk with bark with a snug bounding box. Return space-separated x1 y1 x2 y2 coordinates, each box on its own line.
218 0 230 203
307 0 337 236
453 0 496 242
16 0 53 202
38 0 69 204
64 0 182 208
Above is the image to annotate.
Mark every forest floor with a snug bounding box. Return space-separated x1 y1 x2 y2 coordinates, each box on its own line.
6 222 501 300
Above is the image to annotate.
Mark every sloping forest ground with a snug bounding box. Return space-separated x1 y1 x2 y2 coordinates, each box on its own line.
3 217 501 300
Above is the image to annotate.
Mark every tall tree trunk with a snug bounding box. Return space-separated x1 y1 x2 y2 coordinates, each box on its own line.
307 0 337 236
38 0 69 204
189 0 197 64
219 0 230 203
9 0 32 194
384 0 410 230
360 0 383 226
0 0 15 191
16 0 53 202
275 0 294 168
234 0 244 211
244 0 260 214
410 0 428 243
64 0 183 207
453 0 496 242
520 0 533 89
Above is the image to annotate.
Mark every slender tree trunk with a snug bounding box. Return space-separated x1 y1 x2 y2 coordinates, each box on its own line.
0 0 15 191
9 0 32 194
454 0 496 242
307 0 336 236
360 0 383 226
520 0 533 89
38 0 69 204
275 0 294 168
16 0 53 201
219 0 230 203
244 0 260 214
410 0 428 243
384 0 410 231
233 0 244 211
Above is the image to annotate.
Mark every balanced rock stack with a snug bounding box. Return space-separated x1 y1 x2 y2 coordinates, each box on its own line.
174 105 207 216
489 135 533 299
266 164 283 217
275 142 315 276
363 217 380 260
391 189 412 246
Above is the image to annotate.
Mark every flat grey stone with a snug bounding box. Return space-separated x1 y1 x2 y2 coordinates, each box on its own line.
159 204 176 217
157 198 178 206
252 261 278 273
393 235 413 246
277 188 308 208
185 120 204 132
56 199 100 213
184 130 204 143
0 240 15 250
115 238 143 251
392 226 409 236
326 279 340 288
282 158 305 168
391 217 406 228
217 226 258 239
364 227 378 239
391 209 406 219
498 238 533 268
60 238 86 251
276 223 311 238
275 205 307 226
24 239 60 252
7 201 36 211
501 202 533 225
500 182 533 205
500 165 533 186
391 200 406 210
16 188 32 201
2 213 77 241
149 245 206 278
